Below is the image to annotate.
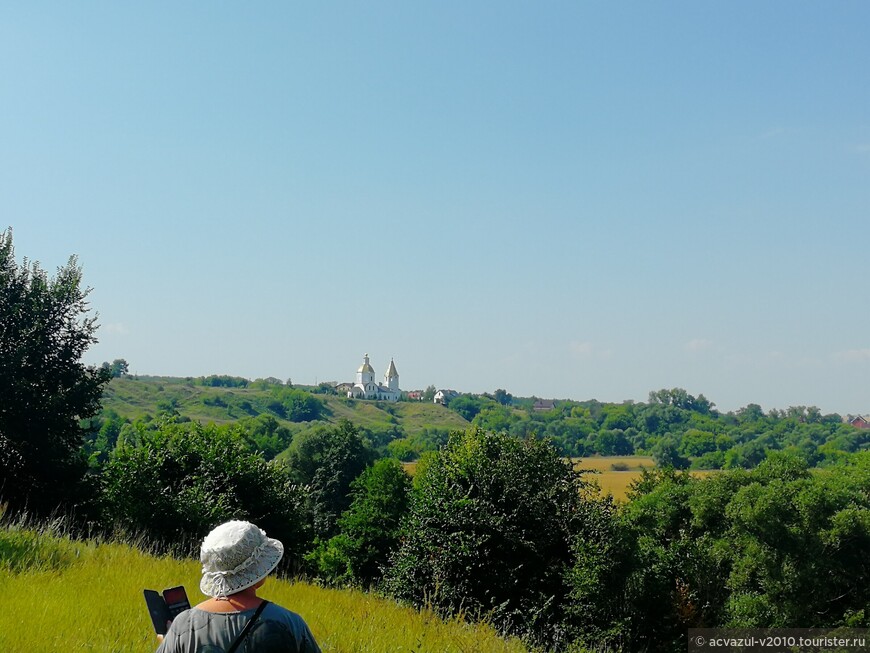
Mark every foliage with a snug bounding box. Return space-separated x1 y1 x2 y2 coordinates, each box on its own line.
82 409 129 466
385 427 598 645
237 414 294 460
493 388 513 406
266 386 325 422
571 452 870 652
284 419 376 540
0 230 110 516
195 374 250 388
100 358 129 378
100 419 309 565
312 458 411 586
652 435 690 469
448 394 488 421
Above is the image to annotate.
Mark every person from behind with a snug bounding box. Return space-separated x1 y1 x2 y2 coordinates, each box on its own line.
157 520 321 653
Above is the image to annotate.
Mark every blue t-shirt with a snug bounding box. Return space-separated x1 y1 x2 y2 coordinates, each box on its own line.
156 602 320 653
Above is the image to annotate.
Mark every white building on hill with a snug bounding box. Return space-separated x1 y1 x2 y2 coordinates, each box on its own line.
347 353 401 401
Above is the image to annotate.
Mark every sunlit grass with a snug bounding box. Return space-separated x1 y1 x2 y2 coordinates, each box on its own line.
0 524 527 653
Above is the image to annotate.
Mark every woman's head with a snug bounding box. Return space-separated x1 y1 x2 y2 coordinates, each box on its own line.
199 520 284 598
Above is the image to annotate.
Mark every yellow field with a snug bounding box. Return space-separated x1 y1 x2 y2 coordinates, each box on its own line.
0 526 527 653
571 457 653 501
571 456 656 472
407 455 717 502
572 457 720 501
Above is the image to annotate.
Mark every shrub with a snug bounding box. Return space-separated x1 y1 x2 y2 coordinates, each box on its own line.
100 420 310 566
385 427 596 645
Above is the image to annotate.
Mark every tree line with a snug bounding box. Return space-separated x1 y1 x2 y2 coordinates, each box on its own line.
430 387 867 469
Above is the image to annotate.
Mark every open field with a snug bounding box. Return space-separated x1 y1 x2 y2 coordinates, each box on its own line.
571 457 721 500
573 457 653 501
0 524 526 653
572 456 656 472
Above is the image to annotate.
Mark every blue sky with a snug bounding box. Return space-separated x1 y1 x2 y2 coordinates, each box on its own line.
3 3 869 414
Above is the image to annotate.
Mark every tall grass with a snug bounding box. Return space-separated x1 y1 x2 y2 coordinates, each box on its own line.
0 523 527 653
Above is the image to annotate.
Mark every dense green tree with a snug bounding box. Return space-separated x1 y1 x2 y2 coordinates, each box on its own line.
563 495 632 651
600 404 635 431
447 394 485 421
589 452 870 651
312 458 411 585
385 427 597 644
721 452 870 627
493 388 513 406
737 403 764 423
0 231 110 515
237 414 293 460
652 435 690 469
280 388 324 422
385 438 418 461
472 404 518 433
83 409 129 465
284 419 375 539
196 375 250 388
680 429 719 457
100 358 129 378
101 419 309 564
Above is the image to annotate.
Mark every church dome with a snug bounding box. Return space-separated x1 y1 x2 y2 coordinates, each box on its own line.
358 353 375 374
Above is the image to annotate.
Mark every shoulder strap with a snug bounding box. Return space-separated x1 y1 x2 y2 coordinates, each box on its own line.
226 600 269 653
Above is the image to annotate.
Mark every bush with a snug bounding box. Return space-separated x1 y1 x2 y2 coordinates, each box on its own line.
385 427 596 644
100 420 310 566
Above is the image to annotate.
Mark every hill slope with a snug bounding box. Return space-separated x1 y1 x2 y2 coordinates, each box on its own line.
0 524 526 652
101 376 470 439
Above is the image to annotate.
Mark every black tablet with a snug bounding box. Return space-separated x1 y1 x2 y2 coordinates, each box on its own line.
144 586 190 635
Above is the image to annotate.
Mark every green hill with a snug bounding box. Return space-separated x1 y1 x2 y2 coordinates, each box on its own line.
100 376 469 440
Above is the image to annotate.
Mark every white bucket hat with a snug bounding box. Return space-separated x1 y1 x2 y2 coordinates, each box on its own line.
200 521 284 598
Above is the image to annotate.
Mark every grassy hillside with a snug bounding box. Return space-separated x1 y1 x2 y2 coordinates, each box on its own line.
101 376 469 438
0 522 526 653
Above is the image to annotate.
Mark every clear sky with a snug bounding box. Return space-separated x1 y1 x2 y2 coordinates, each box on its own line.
3 3 869 415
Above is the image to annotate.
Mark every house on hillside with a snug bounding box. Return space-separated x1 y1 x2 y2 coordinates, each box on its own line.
334 382 354 395
346 353 401 401
434 389 459 405
848 415 870 429
406 390 424 401
533 399 557 411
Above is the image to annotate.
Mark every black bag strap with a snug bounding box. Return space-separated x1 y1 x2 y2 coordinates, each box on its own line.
226 600 269 653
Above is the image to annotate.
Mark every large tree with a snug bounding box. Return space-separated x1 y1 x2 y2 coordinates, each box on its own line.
385 427 601 645
0 230 110 515
284 419 376 540
312 458 411 586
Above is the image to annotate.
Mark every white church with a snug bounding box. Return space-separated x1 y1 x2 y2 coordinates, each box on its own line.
347 353 401 401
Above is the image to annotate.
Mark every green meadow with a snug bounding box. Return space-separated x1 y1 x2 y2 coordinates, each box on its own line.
102 376 469 439
0 523 526 653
